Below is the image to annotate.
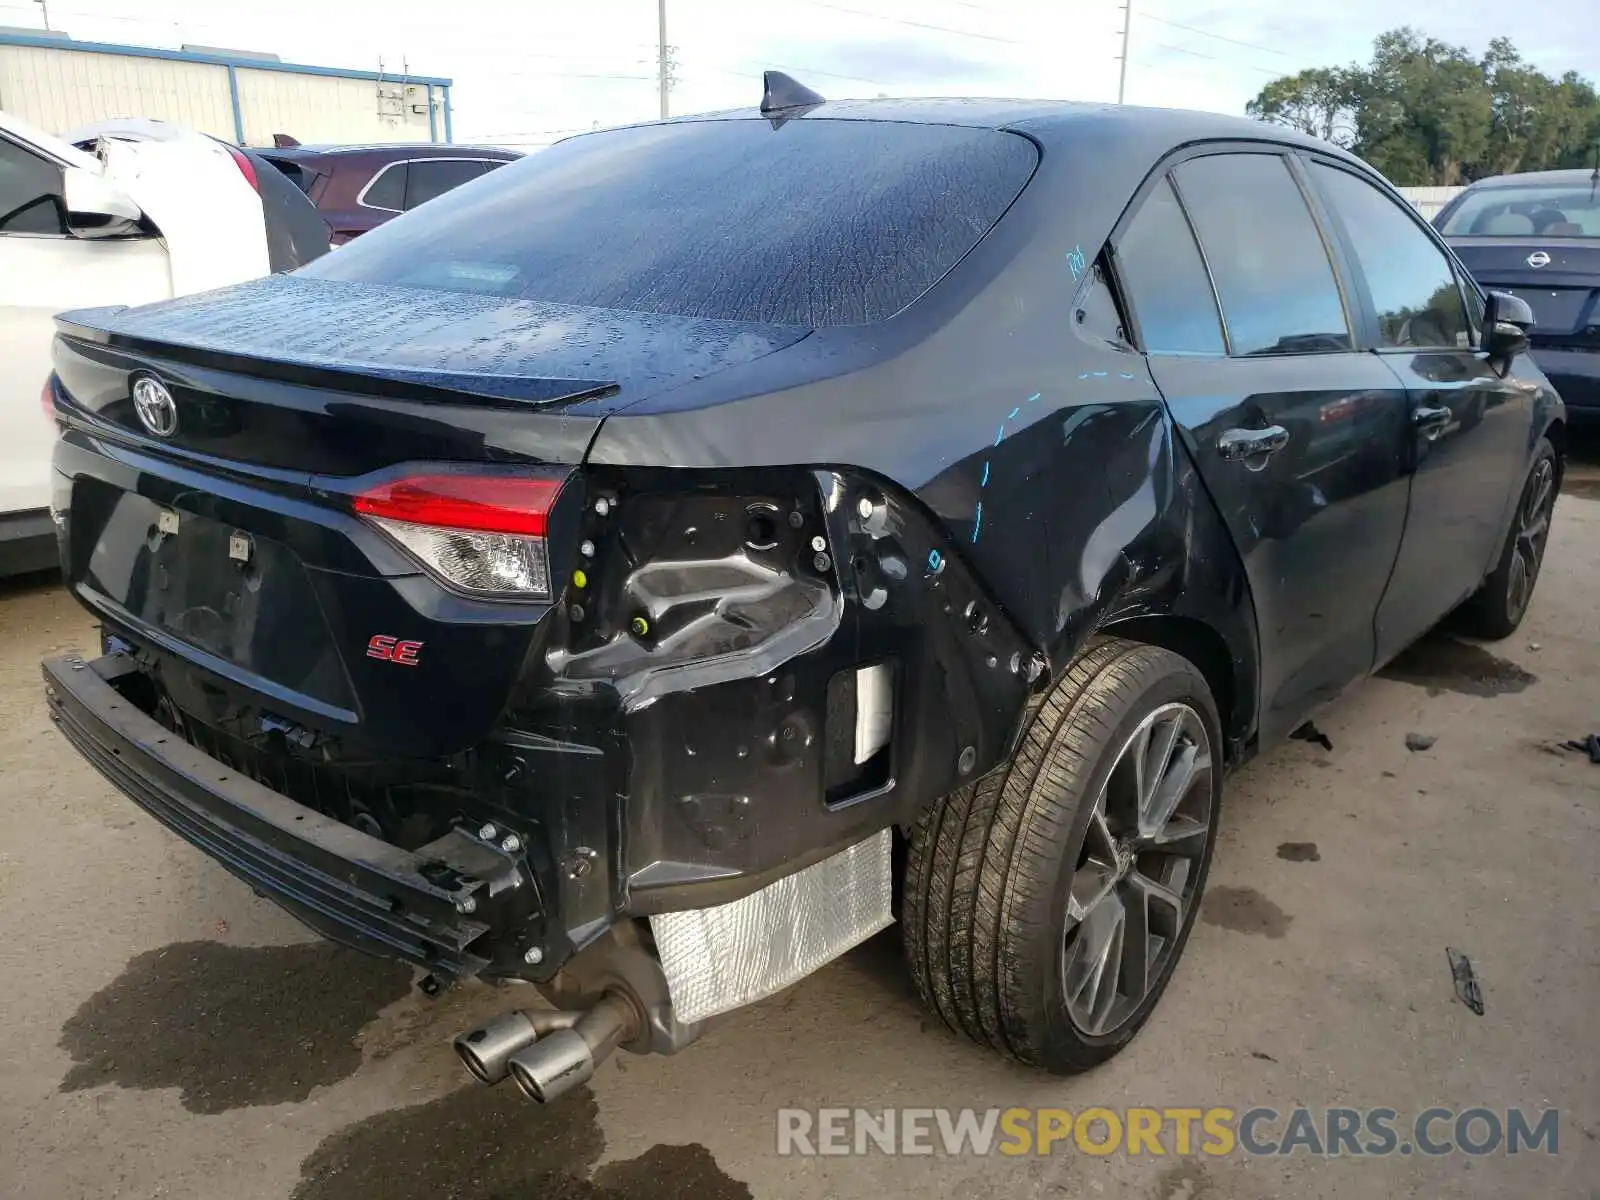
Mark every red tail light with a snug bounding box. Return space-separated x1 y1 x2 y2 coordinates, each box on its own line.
354 474 563 536
353 472 570 600
225 144 259 192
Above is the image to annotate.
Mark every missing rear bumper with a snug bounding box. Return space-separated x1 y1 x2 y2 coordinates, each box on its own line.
42 652 506 980
648 828 893 1023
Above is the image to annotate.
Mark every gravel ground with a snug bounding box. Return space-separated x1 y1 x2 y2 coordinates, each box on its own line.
2 456 1597 1200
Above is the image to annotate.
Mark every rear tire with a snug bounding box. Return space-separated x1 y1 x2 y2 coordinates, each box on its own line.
904 637 1222 1073
1455 439 1558 640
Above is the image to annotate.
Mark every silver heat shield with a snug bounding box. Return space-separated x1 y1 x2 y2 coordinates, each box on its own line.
649 829 894 1024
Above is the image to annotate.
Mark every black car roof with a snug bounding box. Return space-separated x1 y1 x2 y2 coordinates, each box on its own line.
664 96 1359 161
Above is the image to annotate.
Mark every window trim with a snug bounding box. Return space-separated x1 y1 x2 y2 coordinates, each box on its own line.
356 156 499 213
1107 139 1364 361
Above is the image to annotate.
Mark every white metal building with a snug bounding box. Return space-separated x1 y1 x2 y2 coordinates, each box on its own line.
1396 185 1464 220
0 31 453 147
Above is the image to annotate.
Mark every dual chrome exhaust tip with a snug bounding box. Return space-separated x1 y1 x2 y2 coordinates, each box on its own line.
453 993 637 1104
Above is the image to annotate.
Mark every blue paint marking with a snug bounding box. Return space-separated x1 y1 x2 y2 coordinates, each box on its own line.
975 389 1043 544
1066 244 1087 281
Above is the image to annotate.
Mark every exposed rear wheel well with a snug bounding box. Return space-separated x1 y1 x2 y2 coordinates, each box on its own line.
1097 615 1241 762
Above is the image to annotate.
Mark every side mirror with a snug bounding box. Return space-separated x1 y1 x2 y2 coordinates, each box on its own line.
60 165 144 237
1481 290 1534 362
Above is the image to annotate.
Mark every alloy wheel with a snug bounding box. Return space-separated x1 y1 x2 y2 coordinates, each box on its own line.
1508 457 1555 623
1062 702 1213 1036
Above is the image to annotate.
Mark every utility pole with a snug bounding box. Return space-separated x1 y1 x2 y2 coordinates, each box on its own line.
656 0 670 120
1116 1 1132 104
35 0 50 31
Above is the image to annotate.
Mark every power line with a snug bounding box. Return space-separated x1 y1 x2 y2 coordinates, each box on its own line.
795 0 1026 45
1146 41 1280 76
683 58 893 88
1139 13 1290 60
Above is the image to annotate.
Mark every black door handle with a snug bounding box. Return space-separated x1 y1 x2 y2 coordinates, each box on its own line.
1413 404 1453 440
1218 424 1290 462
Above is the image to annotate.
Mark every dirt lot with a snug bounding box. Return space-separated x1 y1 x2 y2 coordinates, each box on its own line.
2 458 1598 1200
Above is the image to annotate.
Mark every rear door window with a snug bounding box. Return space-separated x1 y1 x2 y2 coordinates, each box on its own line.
0 135 66 234
1115 177 1225 354
1311 163 1471 349
361 162 405 211
403 159 488 209
305 120 1038 326
1174 153 1352 356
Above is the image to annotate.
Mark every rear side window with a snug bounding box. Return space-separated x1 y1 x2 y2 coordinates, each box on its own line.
361 162 405 210
1115 177 1224 354
0 135 66 235
1175 154 1352 356
1312 163 1471 350
305 120 1038 326
404 159 488 209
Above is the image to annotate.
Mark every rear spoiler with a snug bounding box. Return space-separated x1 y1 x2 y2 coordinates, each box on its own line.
54 313 619 409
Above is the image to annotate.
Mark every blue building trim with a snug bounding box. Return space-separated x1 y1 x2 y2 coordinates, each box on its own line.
225 64 244 143
443 86 453 144
425 83 437 143
0 31 452 87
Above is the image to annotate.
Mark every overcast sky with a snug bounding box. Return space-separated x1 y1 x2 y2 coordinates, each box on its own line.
1 0 1591 147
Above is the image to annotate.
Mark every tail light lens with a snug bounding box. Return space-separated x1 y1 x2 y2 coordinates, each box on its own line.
354 472 569 600
224 143 259 192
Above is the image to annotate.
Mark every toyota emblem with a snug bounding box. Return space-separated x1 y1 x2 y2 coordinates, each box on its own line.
1526 250 1551 269
131 375 179 438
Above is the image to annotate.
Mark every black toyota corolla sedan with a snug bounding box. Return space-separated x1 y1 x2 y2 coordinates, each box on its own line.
40 78 1564 1103
1435 168 1600 423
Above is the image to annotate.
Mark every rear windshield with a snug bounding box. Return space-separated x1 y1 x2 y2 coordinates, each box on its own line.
301 119 1037 326
1439 182 1600 238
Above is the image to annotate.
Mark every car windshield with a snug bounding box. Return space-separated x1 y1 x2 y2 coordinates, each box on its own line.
1438 181 1600 238
301 119 1038 327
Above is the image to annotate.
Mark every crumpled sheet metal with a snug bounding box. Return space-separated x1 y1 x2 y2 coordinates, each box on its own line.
649 829 893 1024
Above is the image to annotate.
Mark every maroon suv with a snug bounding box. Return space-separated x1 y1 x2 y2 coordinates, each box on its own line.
258 143 521 244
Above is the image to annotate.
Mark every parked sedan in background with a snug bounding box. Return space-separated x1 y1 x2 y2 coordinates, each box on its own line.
1436 169 1600 421
257 142 520 243
0 112 328 575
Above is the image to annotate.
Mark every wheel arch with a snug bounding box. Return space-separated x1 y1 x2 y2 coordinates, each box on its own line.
1096 612 1250 766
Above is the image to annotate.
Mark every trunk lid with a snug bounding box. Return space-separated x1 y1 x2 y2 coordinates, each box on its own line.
57 274 808 472
1448 238 1600 342
51 275 809 756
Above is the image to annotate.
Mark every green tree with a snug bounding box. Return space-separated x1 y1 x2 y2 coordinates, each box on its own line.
1245 67 1360 147
1246 28 1600 186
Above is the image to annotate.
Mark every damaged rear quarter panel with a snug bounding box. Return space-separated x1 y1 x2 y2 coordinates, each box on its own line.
573 122 1261 911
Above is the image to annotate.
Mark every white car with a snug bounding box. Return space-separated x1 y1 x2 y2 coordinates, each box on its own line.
0 112 328 574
